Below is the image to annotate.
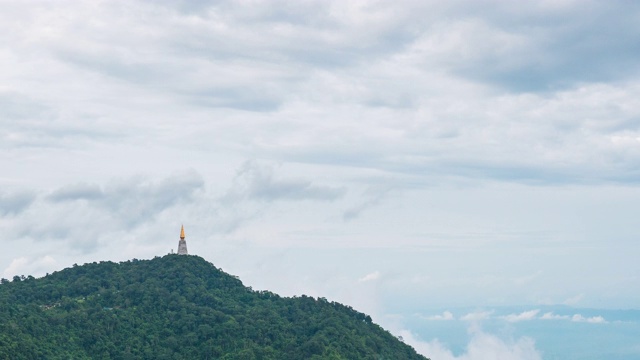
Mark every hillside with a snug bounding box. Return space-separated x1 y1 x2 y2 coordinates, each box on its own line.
0 255 428 359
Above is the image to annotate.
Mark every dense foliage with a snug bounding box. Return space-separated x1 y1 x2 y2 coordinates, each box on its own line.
0 255 428 359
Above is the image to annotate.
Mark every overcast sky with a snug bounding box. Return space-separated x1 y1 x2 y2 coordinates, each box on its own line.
1 1 640 356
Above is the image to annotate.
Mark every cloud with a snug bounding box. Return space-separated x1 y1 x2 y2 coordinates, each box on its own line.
571 314 607 324
98 173 204 225
0 191 36 216
562 294 584 306
0 92 49 122
540 312 570 320
2 255 59 279
224 160 345 203
424 311 455 321
7 171 205 256
414 2 640 92
0 91 119 149
343 186 390 221
185 87 282 112
358 271 380 282
461 311 493 321
501 309 540 322
3 0 640 187
47 183 103 202
4 163 346 260
399 327 542 360
5 162 349 261
46 171 204 228
540 312 606 323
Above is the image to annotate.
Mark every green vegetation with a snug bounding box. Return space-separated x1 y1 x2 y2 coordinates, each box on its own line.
0 255 428 359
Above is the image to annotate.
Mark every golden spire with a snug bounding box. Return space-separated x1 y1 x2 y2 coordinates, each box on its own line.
180 225 185 240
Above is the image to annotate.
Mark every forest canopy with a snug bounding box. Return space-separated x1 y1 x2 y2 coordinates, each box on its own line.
0 255 428 359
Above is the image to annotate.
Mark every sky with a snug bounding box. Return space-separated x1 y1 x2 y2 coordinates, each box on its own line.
1 1 640 358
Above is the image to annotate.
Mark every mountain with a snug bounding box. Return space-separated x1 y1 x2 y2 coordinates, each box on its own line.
0 255 428 359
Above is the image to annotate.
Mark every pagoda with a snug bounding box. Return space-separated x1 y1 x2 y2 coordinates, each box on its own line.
177 225 188 255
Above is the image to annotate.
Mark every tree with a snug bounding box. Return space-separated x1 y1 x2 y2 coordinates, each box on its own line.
0 255 429 360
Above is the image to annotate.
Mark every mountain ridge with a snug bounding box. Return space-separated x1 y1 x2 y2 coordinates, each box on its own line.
0 255 428 359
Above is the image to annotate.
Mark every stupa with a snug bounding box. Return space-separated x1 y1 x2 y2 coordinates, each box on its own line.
177 225 188 255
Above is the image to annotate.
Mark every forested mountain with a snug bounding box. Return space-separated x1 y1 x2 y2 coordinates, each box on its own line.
0 255 428 359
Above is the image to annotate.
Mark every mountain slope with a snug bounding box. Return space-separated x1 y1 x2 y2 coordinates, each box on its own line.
0 255 428 359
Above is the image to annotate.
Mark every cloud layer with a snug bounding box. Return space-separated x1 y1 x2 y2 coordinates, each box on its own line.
401 327 542 360
2 1 640 186
419 309 608 324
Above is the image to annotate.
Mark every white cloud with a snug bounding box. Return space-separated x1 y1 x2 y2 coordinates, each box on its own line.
0 191 36 216
223 160 345 203
540 312 570 320
424 310 455 321
342 186 390 221
572 314 607 324
540 312 606 323
358 271 380 282
2 255 59 279
461 311 493 321
2 0 640 186
562 294 584 306
501 309 540 322
399 327 542 360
